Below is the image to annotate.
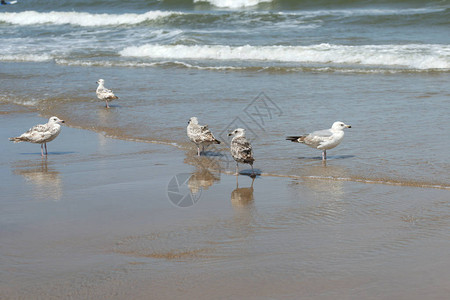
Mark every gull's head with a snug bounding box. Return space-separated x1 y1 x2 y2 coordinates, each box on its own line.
331 121 351 131
228 128 246 137
96 79 105 85
48 116 65 124
188 117 198 125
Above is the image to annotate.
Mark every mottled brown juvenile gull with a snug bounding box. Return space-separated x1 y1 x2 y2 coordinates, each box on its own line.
9 116 65 157
96 79 118 108
187 117 221 156
286 121 351 160
228 128 255 177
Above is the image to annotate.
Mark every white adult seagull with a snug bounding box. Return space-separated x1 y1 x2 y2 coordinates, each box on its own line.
286 121 351 160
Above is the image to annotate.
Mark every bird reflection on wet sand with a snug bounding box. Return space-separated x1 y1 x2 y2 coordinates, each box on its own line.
12 159 62 201
288 164 349 223
188 168 220 195
184 150 224 173
231 175 255 209
289 162 349 198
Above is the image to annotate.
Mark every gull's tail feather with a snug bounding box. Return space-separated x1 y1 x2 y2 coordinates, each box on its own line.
286 136 304 143
9 137 25 143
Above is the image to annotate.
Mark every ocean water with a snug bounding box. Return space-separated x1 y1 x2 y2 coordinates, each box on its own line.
1 0 449 187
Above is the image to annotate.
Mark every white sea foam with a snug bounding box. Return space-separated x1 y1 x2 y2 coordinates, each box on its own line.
280 7 446 18
194 0 273 8
0 10 182 26
55 59 247 71
193 0 443 12
54 59 442 74
0 94 41 107
119 44 450 70
0 54 52 62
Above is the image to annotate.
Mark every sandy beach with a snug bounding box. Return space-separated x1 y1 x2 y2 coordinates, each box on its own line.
1 110 449 299
2 0 450 298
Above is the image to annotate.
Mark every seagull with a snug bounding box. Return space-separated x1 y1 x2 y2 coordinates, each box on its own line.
286 121 351 160
96 79 118 108
9 116 65 157
228 128 255 177
187 117 221 156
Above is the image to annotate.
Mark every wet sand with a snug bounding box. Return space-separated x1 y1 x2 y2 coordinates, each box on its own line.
1 112 449 299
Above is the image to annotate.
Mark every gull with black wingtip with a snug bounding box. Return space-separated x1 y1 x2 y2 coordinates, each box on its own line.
286 121 351 161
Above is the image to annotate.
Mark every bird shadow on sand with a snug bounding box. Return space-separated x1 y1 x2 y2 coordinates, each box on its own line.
200 150 225 157
297 155 355 160
104 104 121 109
238 168 262 178
99 104 122 110
19 151 77 156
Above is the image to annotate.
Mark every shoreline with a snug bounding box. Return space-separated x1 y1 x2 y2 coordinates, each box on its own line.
4 108 448 190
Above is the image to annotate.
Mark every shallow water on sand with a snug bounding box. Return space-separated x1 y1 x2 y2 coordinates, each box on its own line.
1 114 449 299
2 62 449 188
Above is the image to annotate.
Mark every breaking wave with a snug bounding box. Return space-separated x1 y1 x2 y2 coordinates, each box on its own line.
0 10 182 26
193 0 273 8
119 43 450 70
0 54 52 62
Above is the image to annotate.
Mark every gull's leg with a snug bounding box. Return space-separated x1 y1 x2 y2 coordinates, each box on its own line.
202 145 205 155
322 150 327 161
44 143 48 155
105 100 109 108
250 164 256 178
41 144 44 157
235 162 239 176
197 145 201 156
